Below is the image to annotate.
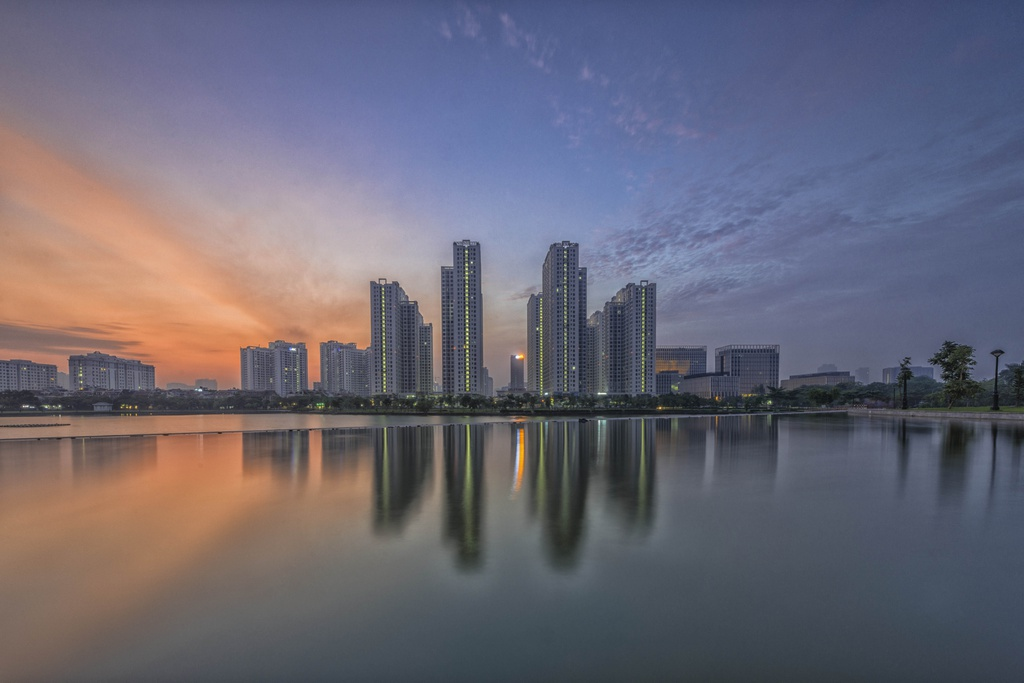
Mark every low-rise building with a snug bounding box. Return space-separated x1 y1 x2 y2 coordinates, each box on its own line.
781 371 856 390
679 372 740 400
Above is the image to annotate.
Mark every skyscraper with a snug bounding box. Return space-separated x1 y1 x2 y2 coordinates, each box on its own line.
370 279 431 395
509 354 525 392
599 281 656 395
715 344 780 394
441 240 483 395
541 241 585 394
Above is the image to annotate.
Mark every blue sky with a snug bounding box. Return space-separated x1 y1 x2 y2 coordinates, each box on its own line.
1 1 1022 386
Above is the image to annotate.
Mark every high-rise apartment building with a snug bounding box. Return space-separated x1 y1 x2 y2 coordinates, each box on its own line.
370 279 432 395
583 312 602 395
241 342 307 395
509 354 525 392
320 341 369 396
526 293 543 394
240 345 273 392
541 241 586 394
0 359 58 391
418 324 434 395
270 341 308 396
715 344 780 394
441 240 483 395
599 281 656 395
656 346 707 377
69 352 156 391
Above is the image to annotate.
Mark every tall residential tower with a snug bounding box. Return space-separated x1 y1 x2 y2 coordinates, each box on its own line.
541 241 586 394
441 240 483 395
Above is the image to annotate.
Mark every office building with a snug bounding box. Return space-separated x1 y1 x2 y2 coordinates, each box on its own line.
541 241 586 394
656 346 707 377
370 279 432 395
0 359 58 391
781 371 855 390
441 240 484 395
855 367 871 385
509 354 525 392
69 352 156 391
320 341 369 396
679 372 740 400
881 365 934 384
715 344 780 395
598 281 657 395
526 293 543 393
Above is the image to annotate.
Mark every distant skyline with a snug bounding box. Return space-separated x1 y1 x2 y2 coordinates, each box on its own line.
2 1 1023 387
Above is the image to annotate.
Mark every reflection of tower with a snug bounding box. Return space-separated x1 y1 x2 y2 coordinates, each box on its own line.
655 418 706 483
939 422 972 503
321 428 374 480
527 421 590 570
443 423 485 570
242 431 309 482
72 436 158 479
711 415 778 482
373 426 433 535
605 419 656 532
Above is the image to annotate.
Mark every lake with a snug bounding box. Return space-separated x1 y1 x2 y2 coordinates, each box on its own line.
1 414 1022 681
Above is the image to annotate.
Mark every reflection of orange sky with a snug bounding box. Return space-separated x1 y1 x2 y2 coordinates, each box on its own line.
0 124 369 386
0 433 372 680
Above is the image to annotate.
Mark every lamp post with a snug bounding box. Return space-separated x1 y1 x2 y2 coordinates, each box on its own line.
991 349 1004 411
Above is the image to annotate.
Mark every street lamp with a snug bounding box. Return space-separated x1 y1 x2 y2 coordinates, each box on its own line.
991 349 1004 411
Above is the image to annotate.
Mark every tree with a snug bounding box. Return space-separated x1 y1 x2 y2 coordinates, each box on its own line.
1009 363 1024 407
928 341 983 408
897 357 914 410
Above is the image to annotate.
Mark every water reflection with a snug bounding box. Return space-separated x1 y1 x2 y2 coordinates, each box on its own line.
242 431 309 483
443 423 485 570
605 419 655 534
527 421 592 570
0 439 64 487
320 429 372 480
72 436 158 480
711 415 778 482
373 426 433 535
938 422 972 504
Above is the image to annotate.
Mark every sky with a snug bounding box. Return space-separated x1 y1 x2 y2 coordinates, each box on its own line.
2 1 1023 388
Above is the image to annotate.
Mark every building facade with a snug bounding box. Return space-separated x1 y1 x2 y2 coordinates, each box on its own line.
526 293 543 394
69 352 156 391
715 344 780 395
679 372 740 400
441 240 484 395
655 346 707 377
780 371 855 390
881 366 934 384
0 359 58 391
509 354 525 392
320 341 369 396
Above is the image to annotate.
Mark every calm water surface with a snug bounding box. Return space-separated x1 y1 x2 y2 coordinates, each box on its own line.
1 414 1022 681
